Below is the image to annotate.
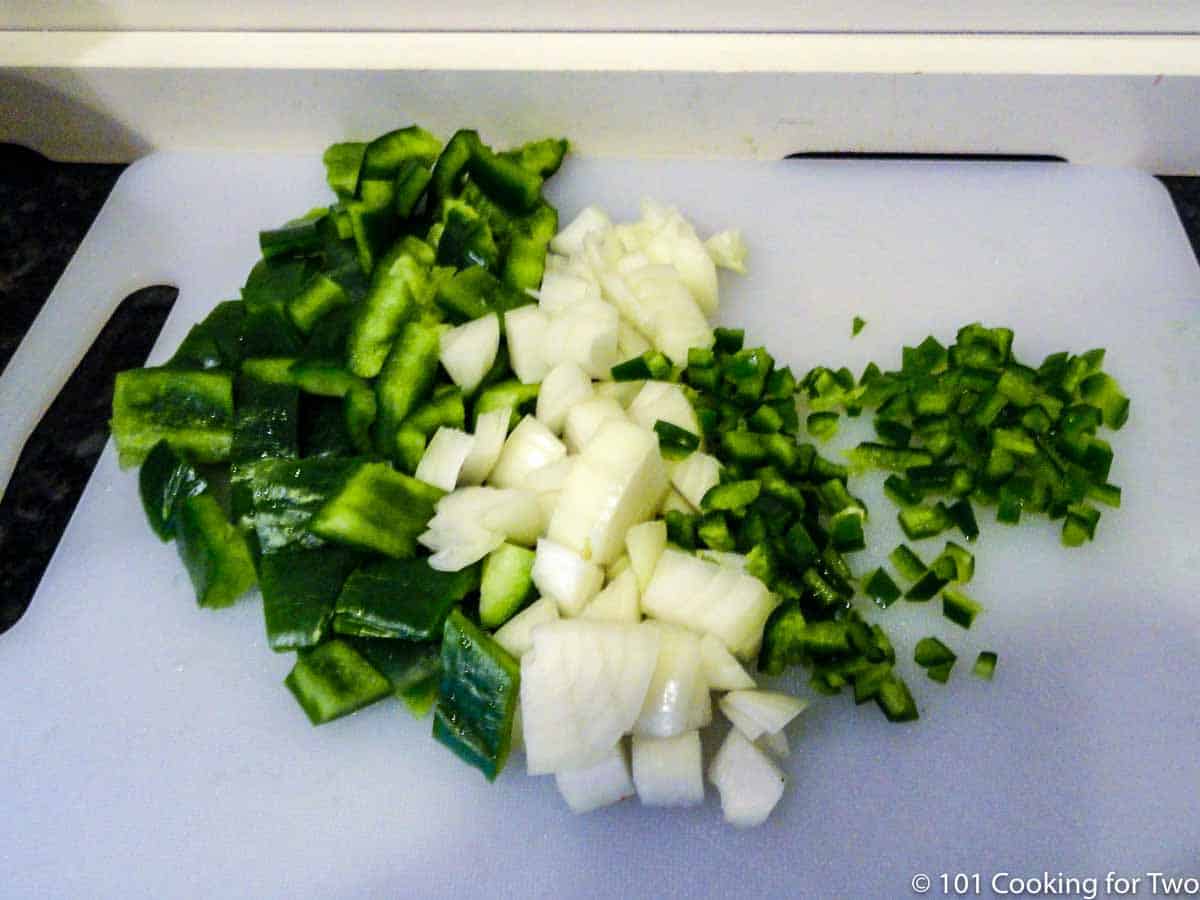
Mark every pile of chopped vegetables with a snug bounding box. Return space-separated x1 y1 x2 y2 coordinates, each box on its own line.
110 125 1130 828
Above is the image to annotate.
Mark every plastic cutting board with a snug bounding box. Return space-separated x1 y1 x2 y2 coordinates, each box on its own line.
2 154 1199 899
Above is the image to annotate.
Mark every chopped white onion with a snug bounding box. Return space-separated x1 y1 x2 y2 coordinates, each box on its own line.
634 623 706 738
554 742 636 814
459 407 511 486
623 263 714 366
538 270 601 315
667 451 722 513
631 731 705 807
687 673 713 731
659 488 696 515
607 554 631 580
413 427 475 492
424 524 505 572
709 727 786 827
488 415 567 489
492 596 560 658
548 419 669 565
580 568 641 624
504 305 551 384
697 550 748 572
531 538 604 616
699 634 757 691
536 362 595 434
757 729 790 759
563 397 628 455
719 690 808 741
521 620 660 774
593 379 642 407
426 486 544 549
541 299 620 379
522 455 576 524
704 229 748 274
627 380 701 436
438 313 499 394
624 519 667 593
641 548 780 660
616 317 653 362
639 199 720 316
550 205 612 257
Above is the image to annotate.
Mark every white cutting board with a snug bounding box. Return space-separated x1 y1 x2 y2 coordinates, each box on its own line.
3 155 1199 899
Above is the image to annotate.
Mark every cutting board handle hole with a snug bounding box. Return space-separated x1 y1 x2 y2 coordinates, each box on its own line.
0 284 177 638
786 152 1067 163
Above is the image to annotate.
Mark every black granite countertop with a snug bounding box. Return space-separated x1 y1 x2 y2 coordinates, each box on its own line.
1 146 1198 635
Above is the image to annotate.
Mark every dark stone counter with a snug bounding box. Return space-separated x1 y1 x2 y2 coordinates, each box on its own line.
1 147 1197 634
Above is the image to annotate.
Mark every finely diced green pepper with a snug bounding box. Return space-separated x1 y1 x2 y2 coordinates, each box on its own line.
654 420 701 460
883 474 923 507
848 442 933 473
664 510 698 550
914 636 956 668
724 347 773 404
864 567 901 608
905 569 948 602
612 350 672 382
948 498 980 541
898 502 953 540
972 651 998 680
830 507 866 552
697 511 737 552
702 479 762 512
933 541 974 582
943 587 983 628
436 199 500 270
889 544 927 581
1079 372 1130 430
757 603 806 676
713 327 744 353
875 673 919 722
